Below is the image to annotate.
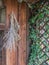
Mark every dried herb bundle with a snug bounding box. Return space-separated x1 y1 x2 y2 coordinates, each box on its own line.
2 12 20 51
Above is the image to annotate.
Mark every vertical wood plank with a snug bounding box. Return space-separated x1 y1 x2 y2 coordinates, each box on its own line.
5 0 12 29
4 0 19 65
18 3 27 65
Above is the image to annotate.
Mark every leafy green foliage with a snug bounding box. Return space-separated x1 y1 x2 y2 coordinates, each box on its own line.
28 1 49 65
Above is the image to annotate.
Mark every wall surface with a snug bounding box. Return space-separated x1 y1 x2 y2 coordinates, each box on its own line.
3 0 28 65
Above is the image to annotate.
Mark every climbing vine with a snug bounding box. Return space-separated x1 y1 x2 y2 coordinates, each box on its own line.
28 1 49 65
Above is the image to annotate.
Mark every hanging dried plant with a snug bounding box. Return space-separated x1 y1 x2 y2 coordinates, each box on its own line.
2 12 20 51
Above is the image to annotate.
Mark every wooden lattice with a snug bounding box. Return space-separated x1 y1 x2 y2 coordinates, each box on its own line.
36 8 49 65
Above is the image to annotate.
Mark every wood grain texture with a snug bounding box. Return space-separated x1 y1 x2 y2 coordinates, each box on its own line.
3 0 19 65
18 3 27 65
2 0 28 65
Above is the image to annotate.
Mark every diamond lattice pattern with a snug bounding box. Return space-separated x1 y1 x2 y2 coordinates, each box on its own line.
37 15 49 65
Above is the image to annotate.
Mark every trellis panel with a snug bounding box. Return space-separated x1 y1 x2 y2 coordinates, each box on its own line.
36 3 49 65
